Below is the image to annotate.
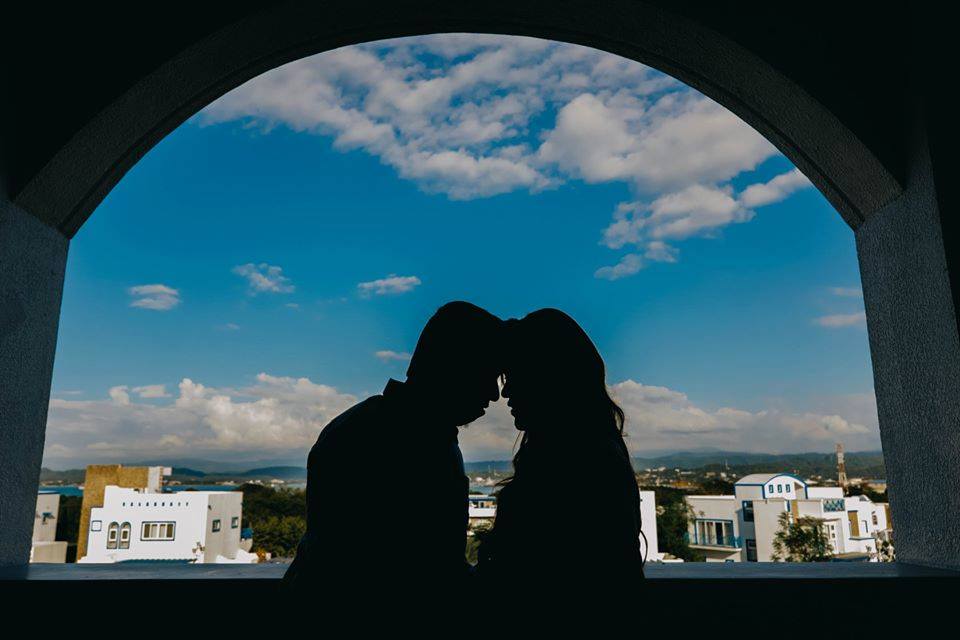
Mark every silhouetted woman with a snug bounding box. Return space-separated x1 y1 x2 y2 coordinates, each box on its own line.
477 308 643 587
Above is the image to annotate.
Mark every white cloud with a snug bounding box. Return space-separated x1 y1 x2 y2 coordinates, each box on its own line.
357 274 421 296
461 380 880 460
814 312 867 328
644 240 678 263
830 287 863 298
603 184 751 251
538 92 776 191
199 35 770 203
45 374 358 464
232 263 295 294
108 386 130 406
459 398 521 461
198 35 812 280
594 254 644 280
738 168 811 208
128 284 180 311
44 373 880 464
598 169 814 279
375 350 412 362
609 380 878 455
132 384 170 399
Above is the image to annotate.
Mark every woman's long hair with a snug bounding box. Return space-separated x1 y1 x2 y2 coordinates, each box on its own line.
500 308 627 486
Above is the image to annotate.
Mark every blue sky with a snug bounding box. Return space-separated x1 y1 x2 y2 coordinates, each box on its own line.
44 35 878 467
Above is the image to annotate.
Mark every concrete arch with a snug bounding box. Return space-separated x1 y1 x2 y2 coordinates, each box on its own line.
5 1 959 574
12 0 900 238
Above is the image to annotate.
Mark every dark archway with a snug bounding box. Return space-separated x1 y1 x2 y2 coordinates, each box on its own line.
10 1 900 237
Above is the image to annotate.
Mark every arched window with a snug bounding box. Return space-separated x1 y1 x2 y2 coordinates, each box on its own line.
106 522 119 549
119 522 131 549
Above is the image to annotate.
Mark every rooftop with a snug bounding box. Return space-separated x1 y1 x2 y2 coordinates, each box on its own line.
736 473 804 485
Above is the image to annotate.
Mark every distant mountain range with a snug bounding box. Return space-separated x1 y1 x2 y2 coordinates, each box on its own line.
38 464 309 484
38 450 886 484
631 450 885 478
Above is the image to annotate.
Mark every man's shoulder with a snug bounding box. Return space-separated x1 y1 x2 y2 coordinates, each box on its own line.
319 394 384 437
308 394 385 457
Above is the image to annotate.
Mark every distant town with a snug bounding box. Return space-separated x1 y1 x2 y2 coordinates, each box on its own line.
31 446 892 566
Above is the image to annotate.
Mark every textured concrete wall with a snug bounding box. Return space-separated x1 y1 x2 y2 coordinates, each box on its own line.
857 125 960 569
0 200 68 565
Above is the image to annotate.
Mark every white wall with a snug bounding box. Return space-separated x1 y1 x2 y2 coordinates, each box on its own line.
638 490 659 562
81 486 249 563
752 499 789 562
203 492 244 562
32 493 59 543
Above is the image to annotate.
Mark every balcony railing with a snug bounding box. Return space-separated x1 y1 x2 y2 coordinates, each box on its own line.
685 531 742 549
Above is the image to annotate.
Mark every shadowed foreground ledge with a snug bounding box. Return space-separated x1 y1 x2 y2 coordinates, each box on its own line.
3 561 958 581
2 563 956 628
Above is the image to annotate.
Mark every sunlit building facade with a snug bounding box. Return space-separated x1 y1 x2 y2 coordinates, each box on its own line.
685 473 891 562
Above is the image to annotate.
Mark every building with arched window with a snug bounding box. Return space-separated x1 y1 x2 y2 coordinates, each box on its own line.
80 486 257 564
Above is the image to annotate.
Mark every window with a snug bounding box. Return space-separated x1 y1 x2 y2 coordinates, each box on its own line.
231 516 239 529
872 513 879 526
91 520 102 532
741 501 754 522
692 519 737 547
141 522 176 541
746 539 757 562
119 522 131 549
824 521 840 552
768 485 774 494
212 519 221 532
106 522 119 549
777 484 783 493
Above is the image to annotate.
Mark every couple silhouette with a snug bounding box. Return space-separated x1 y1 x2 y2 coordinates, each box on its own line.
284 301 642 600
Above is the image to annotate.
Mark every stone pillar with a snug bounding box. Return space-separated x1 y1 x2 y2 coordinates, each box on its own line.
0 200 68 565
856 124 960 570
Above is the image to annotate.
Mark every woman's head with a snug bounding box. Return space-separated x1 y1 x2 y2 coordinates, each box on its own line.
502 308 624 439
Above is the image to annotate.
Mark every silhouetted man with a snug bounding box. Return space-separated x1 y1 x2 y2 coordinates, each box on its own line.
284 301 503 597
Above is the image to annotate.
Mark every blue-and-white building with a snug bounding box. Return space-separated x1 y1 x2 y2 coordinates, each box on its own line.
685 473 891 562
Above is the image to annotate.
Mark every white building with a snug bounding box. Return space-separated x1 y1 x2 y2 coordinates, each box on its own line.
686 473 891 562
79 486 258 564
31 492 68 563
468 494 497 522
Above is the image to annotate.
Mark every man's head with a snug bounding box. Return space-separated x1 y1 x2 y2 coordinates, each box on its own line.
405 301 504 426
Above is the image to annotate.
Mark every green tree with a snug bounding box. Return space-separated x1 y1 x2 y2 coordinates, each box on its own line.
693 477 735 496
237 483 306 527
236 483 307 558
252 515 307 558
639 485 704 561
464 521 495 566
771 512 831 562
